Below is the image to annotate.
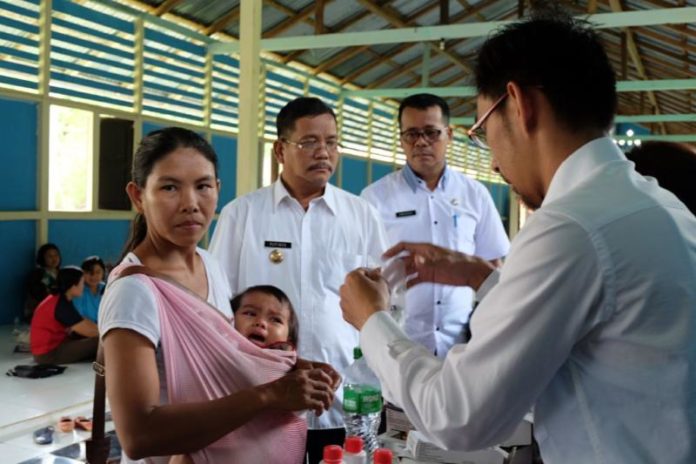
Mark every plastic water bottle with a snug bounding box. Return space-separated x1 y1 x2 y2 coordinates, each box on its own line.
342 347 382 457
319 444 345 464
343 435 367 464
372 448 393 464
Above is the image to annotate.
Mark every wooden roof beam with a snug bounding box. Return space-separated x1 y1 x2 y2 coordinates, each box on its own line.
204 6 241 36
264 1 331 38
279 6 375 63
355 0 474 74
340 0 499 85
608 0 667 134
154 0 184 17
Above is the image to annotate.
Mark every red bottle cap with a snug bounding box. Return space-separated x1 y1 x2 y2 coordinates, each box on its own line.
323 444 343 462
344 436 364 453
373 448 393 464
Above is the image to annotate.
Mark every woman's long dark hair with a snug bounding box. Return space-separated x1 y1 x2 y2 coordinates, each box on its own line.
120 127 219 260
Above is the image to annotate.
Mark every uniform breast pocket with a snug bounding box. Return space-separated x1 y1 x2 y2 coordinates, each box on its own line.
319 253 365 294
385 214 423 243
453 211 477 253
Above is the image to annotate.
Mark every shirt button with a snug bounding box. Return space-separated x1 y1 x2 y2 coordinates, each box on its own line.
436 326 440 331
434 221 438 225
436 300 441 305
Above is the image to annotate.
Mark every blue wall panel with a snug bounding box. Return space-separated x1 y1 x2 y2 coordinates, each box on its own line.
0 97 37 210
0 221 36 324
212 134 237 212
142 120 165 138
481 181 511 232
370 161 394 184
48 220 131 269
341 157 368 195
208 219 218 245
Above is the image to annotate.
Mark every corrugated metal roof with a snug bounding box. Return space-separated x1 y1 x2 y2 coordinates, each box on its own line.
123 0 695 135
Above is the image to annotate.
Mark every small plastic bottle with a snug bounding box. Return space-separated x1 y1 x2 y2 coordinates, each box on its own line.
319 444 345 464
372 448 393 464
342 347 383 455
344 435 367 464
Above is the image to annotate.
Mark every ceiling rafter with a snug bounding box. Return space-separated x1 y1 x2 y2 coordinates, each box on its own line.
604 30 696 66
339 42 415 85
153 0 183 17
369 5 517 91
368 55 425 88
457 0 488 21
632 27 696 55
310 1 440 77
204 6 240 36
355 0 474 74
263 1 333 38
274 3 376 63
340 0 499 85
609 0 667 134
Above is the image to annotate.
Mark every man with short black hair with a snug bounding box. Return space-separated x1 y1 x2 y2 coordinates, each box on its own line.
361 93 509 356
211 97 388 464
340 11 696 463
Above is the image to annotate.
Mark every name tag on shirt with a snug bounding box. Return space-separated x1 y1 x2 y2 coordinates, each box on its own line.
395 210 417 218
264 241 292 249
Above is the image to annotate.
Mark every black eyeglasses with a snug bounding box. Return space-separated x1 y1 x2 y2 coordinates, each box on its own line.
283 138 341 154
400 127 446 145
467 92 508 150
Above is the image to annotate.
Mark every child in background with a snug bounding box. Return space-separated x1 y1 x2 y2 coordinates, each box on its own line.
24 243 62 321
72 256 106 323
30 266 99 364
232 285 299 351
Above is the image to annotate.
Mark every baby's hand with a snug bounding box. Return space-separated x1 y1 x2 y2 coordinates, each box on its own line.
295 358 342 391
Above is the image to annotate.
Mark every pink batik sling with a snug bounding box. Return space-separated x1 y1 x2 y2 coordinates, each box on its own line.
111 264 307 464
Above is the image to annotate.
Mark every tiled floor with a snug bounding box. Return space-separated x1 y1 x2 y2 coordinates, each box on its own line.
0 325 114 463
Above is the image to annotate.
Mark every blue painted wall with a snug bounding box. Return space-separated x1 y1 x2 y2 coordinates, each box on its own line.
48 220 131 268
341 157 369 195
0 221 36 324
0 97 39 323
371 161 395 183
212 134 237 212
0 97 37 210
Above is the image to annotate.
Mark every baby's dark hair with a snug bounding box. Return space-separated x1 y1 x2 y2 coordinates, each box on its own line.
231 285 299 346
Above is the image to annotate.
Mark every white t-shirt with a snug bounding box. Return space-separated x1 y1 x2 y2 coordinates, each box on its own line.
98 248 232 464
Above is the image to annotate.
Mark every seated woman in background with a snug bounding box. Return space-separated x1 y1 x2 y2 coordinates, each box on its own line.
24 243 62 321
626 141 696 214
30 266 99 364
100 127 338 464
72 256 106 323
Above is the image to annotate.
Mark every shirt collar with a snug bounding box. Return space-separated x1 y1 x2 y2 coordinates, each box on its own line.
543 136 627 206
402 163 449 193
272 178 337 216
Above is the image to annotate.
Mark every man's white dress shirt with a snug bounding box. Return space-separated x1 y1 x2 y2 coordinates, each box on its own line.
210 179 388 430
360 137 696 463
361 164 509 356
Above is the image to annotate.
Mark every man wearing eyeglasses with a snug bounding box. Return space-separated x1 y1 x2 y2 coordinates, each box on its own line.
210 97 388 464
340 11 696 464
361 93 509 357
